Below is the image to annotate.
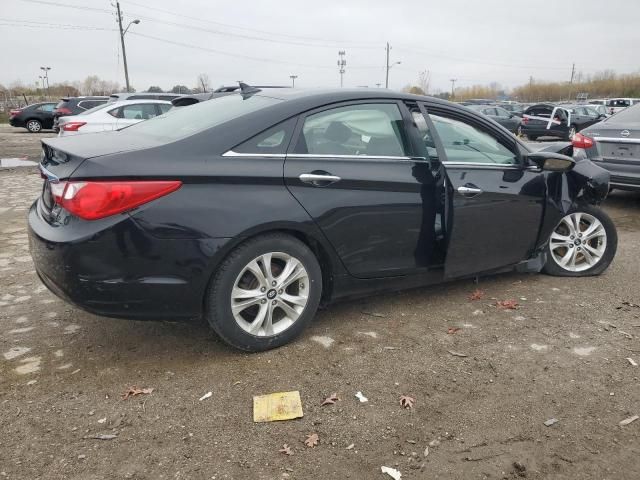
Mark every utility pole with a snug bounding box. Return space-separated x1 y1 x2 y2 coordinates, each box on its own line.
570 63 576 84
529 76 533 102
337 51 346 87
385 42 390 88
289 75 298 88
450 78 457 100
116 1 141 93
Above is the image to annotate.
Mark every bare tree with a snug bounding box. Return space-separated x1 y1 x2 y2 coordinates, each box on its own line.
418 70 431 95
197 73 210 93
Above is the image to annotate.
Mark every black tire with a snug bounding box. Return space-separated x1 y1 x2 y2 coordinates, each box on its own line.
25 119 42 133
528 135 538 141
543 204 617 277
206 233 322 352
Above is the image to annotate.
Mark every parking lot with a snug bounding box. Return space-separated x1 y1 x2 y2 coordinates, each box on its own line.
1 125 639 479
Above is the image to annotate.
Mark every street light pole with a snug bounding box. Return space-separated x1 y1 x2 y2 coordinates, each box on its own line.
116 2 140 92
40 66 51 99
384 43 400 89
289 75 298 88
450 78 457 100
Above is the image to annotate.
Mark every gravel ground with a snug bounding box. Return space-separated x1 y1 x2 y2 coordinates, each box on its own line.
1 124 639 480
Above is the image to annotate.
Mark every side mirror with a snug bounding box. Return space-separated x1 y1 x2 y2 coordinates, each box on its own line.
527 152 575 172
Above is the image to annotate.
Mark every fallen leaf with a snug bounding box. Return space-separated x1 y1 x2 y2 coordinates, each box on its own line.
496 299 519 310
321 393 339 406
469 289 485 301
399 395 415 409
279 444 293 455
619 415 638 426
447 327 461 335
448 350 468 358
304 433 319 448
121 386 154 400
381 466 402 479
424 446 429 457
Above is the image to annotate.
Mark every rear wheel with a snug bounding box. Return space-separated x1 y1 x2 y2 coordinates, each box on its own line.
26 119 42 133
543 205 617 276
206 233 322 351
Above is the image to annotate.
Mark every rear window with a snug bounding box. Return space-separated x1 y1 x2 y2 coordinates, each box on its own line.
607 103 640 122
123 94 283 141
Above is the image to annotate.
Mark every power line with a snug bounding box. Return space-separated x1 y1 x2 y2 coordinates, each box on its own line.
0 19 115 31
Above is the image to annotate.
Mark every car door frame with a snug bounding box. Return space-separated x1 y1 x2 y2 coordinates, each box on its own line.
417 100 547 278
284 97 447 280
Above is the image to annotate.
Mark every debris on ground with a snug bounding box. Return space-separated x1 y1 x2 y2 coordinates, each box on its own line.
448 350 468 358
279 444 293 455
121 386 154 400
199 391 212 401
619 415 638 426
513 461 527 476
496 299 519 310
355 391 368 403
87 434 117 440
627 357 638 367
321 393 339 406
429 439 441 447
346 443 355 450
423 446 429 457
381 466 402 479
362 311 386 318
253 391 303 423
399 395 415 409
304 433 319 448
469 289 485 301
447 327 461 335
544 418 559 427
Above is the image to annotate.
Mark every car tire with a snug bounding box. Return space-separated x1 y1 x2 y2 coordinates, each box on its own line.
543 205 617 277
25 119 42 133
205 233 322 352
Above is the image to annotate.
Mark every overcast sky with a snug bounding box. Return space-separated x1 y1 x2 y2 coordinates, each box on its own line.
2 0 638 93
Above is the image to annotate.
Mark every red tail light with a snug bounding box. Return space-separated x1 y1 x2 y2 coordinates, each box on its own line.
9 109 21 118
55 107 73 115
62 121 87 132
521 116 529 125
51 180 182 220
572 133 595 149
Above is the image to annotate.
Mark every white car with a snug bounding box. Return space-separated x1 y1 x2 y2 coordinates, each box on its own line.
57 99 173 136
606 98 640 116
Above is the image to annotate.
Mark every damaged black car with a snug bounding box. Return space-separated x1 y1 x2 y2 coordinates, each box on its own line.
28 86 616 351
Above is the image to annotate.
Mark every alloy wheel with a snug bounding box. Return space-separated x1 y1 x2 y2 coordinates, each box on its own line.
549 212 607 272
231 252 309 337
27 120 41 132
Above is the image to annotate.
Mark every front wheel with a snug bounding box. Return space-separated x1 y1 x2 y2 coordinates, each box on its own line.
206 233 322 351
543 206 617 276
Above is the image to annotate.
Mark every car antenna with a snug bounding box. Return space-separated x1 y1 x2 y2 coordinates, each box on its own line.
238 82 261 98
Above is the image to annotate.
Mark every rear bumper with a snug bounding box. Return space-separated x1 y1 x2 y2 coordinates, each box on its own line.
9 118 24 128
28 200 231 321
585 158 640 191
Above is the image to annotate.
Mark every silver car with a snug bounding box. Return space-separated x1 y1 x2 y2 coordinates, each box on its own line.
574 103 640 190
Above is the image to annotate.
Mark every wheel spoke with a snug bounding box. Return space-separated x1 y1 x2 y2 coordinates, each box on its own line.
277 257 301 286
245 260 268 288
277 298 300 321
551 231 570 243
281 267 306 289
583 222 604 241
569 248 579 268
248 303 270 334
571 213 583 234
232 297 262 314
280 292 307 307
580 247 595 265
259 253 274 285
232 286 263 300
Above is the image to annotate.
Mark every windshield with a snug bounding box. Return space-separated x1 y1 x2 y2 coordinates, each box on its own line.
121 94 283 141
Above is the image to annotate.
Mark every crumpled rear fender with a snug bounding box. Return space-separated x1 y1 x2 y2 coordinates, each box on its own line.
535 159 610 251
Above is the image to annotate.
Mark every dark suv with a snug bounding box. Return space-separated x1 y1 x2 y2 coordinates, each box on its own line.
53 96 109 131
9 102 57 132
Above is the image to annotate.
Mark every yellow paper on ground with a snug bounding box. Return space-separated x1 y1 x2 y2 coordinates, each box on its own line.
253 391 303 422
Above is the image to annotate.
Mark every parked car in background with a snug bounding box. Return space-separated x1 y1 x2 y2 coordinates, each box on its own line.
9 102 57 132
592 105 610 118
466 104 521 133
108 92 183 103
574 103 640 191
172 84 287 107
589 99 608 107
606 98 640 115
498 103 525 117
520 103 604 140
57 99 172 136
53 96 109 131
29 86 614 352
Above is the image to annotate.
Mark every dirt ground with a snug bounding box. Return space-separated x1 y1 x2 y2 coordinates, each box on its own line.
0 124 639 480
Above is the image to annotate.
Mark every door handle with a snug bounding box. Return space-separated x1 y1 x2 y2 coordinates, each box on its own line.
299 173 341 186
457 185 483 197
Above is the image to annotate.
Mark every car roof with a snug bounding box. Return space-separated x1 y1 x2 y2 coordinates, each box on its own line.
105 99 173 107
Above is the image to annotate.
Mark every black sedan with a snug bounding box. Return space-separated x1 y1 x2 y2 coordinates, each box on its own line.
467 104 521 133
28 86 616 351
9 102 57 132
573 103 640 190
519 104 605 141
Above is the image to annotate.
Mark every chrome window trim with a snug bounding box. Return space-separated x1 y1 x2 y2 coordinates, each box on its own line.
593 137 640 144
287 153 416 160
443 161 528 170
222 150 286 158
